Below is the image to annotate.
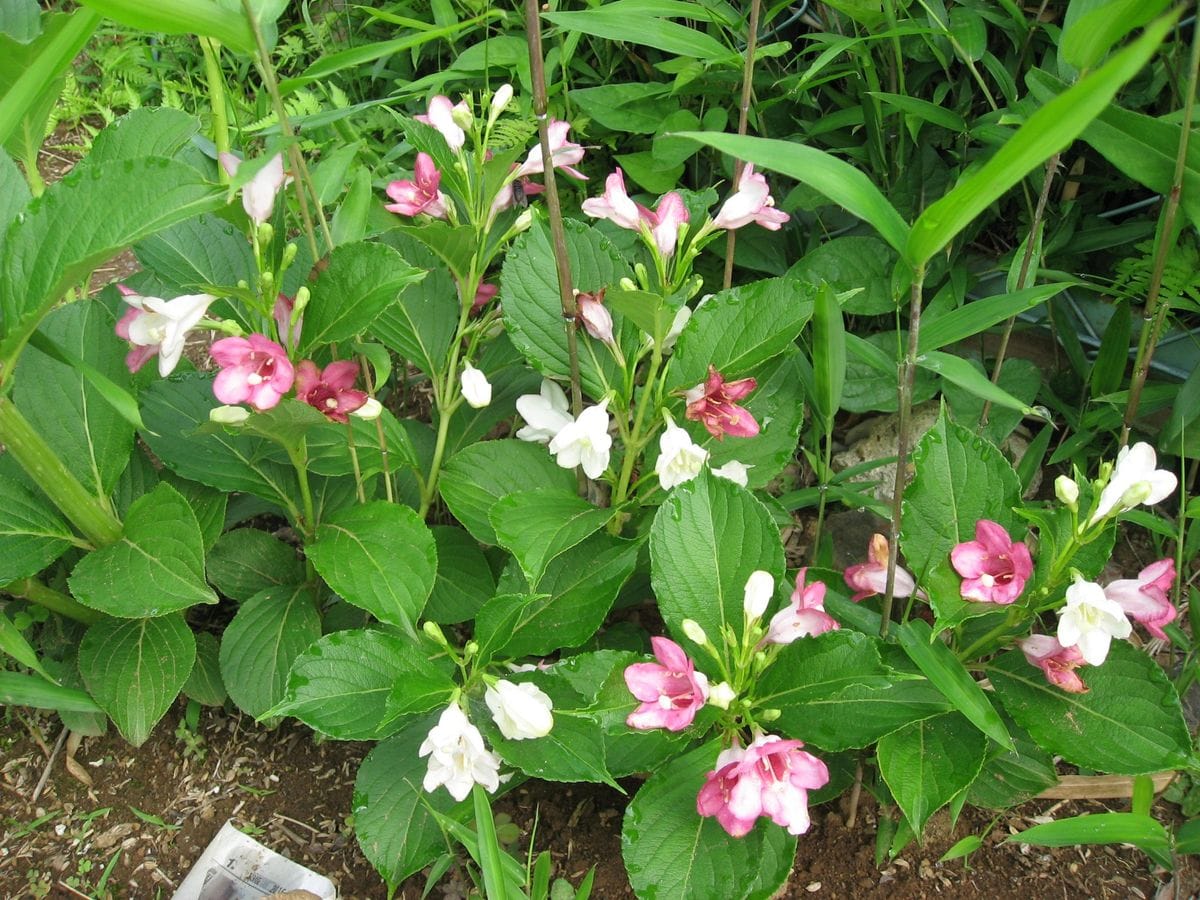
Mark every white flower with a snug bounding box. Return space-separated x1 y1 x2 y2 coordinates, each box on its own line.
1055 475 1079 507
743 570 774 619
711 460 751 487
1056 574 1132 666
489 84 514 123
681 618 708 645
654 419 708 490
460 363 492 409
708 681 737 710
350 397 382 420
485 680 554 740
418 703 502 801
122 291 216 376
219 152 287 225
1088 442 1177 525
516 379 573 443
548 400 612 479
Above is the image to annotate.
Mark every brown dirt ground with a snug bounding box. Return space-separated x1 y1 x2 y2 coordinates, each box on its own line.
0 705 1192 900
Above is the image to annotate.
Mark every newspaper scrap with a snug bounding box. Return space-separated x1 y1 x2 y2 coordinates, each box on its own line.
172 820 338 900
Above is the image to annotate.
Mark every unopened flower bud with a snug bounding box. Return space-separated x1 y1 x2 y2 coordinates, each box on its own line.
422 620 447 644
513 208 534 234
708 681 736 710
293 285 311 314
759 707 781 722
237 279 250 290
460 363 492 409
257 221 274 245
743 570 774 619
682 619 708 645
464 640 479 658
209 405 249 425
351 397 383 420
1119 481 1153 511
260 270 274 287
489 84 513 123
619 277 637 292
450 100 474 131
1055 475 1079 508
281 241 298 269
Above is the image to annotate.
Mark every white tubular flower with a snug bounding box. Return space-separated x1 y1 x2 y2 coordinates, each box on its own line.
1056 574 1132 666
460 363 492 409
1055 475 1079 508
350 397 383 420
1088 442 1177 525
516 378 573 443
743 570 774 619
548 400 612 479
711 460 751 487
708 681 737 710
121 290 216 377
485 680 554 740
219 152 287 225
489 84 514 124
655 419 708 490
418 703 502 801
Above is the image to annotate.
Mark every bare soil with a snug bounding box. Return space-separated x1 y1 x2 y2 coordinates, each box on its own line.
0 706 1190 900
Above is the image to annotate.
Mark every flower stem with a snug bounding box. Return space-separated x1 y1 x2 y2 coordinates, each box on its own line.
722 0 763 292
199 37 231 178
284 443 316 538
2 577 103 625
0 396 121 547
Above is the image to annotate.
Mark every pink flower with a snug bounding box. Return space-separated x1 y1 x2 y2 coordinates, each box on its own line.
471 282 499 315
414 95 467 151
576 288 614 345
713 163 789 231
698 735 829 837
219 152 287 225
1103 559 1177 641
273 293 302 349
624 636 708 732
514 120 586 180
1019 634 1088 694
581 168 642 229
294 360 367 423
385 153 448 218
844 533 921 602
115 284 215 376
949 520 1034 605
764 569 838 645
645 191 689 257
210 334 295 411
684 365 759 440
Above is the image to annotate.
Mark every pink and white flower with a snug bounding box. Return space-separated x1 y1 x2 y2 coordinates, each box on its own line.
684 365 759 440
1056 574 1132 666
115 286 215 376
1103 559 1177 641
576 289 615 346
581 168 642 230
384 153 448 219
273 293 303 350
844 533 921 602
764 569 838 645
514 120 586 180
419 703 502 801
415 95 468 151
655 418 708 490
1019 634 1088 694
219 152 287 225
712 163 789 231
294 360 367 423
950 520 1033 605
645 191 689 257
696 744 757 837
624 636 709 731
210 334 295 411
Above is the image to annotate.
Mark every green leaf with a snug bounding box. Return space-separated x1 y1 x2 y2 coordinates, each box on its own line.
371 234 458 379
917 351 1042 416
900 406 1022 629
668 275 815 391
542 8 731 61
15 298 134 497
0 148 30 248
307 501 436 635
989 642 1191 774
1011 812 1169 850
877 712 988 835
297 241 425 355
423 525 496 625
353 718 466 891
82 107 200 167
69 482 218 618
787 675 952 752
650 471 783 654
135 213 255 292
0 474 74 582
501 219 633 399
183 631 226 707
0 0 41 43
906 13 1177 266
0 157 224 364
868 90 967 132
621 741 797 900
440 439 577 545
1090 300 1130 396
26 328 143 431
896 619 1013 750
671 131 911 256
0 608 55 681
918 283 1074 353
75 0 254 54
219 583 320 719
787 236 898 315
272 628 427 740
1060 0 1173 70
78 613 195 746
206 527 304 602
380 652 455 728
0 670 102 713
811 283 846 430
491 489 612 586
967 714 1058 809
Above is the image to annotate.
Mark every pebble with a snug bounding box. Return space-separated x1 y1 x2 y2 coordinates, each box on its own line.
805 882 821 893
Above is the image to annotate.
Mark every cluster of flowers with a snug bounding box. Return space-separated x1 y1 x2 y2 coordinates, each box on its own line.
419 679 554 802
841 442 1179 693
513 365 760 487
622 570 838 838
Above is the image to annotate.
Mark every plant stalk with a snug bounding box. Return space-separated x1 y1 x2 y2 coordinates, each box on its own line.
0 396 121 547
1121 16 1200 447
2 577 102 625
199 37 231 180
723 0 762 291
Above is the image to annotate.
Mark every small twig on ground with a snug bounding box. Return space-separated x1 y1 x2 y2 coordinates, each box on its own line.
31 727 67 804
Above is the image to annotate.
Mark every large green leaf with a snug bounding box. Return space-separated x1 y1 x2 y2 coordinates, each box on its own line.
621 741 797 900
69 481 218 618
78 613 196 746
0 149 30 260
135 213 256 292
671 132 911 256
966 713 1058 809
649 471 783 654
490 489 613 586
184 630 226 707
0 473 74 582
306 501 436 635
218 583 321 719
75 0 255 54
439 439 577 545
371 232 458 378
0 671 102 713
1012 812 1169 850
14 299 134 498
989 642 1191 775
906 13 1176 266
542 7 731 61
82 107 200 167
205 527 304 602
787 236 899 315
423 525 495 625
297 241 425 355
877 712 988 834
